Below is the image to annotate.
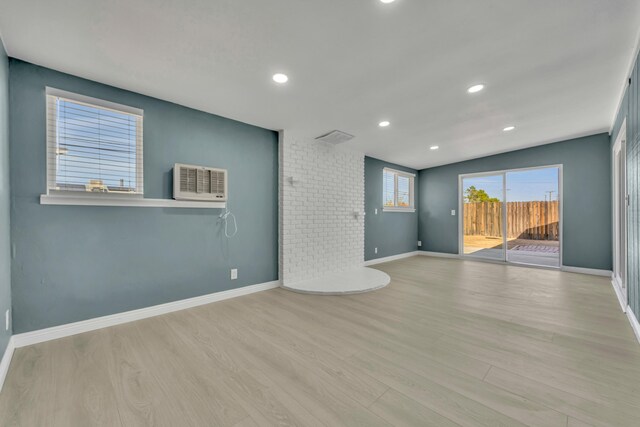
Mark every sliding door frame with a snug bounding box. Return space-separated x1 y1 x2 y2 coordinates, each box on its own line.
458 164 563 269
458 171 507 261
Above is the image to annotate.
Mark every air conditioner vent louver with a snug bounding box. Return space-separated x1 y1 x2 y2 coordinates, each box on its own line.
315 130 355 144
173 163 227 201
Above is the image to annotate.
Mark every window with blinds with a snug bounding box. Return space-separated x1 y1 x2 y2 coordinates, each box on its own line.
46 88 143 195
383 168 415 211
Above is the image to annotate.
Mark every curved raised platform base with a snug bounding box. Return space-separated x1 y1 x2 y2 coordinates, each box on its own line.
282 267 391 295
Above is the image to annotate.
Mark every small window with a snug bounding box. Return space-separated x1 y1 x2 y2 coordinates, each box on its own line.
46 88 143 195
383 168 415 212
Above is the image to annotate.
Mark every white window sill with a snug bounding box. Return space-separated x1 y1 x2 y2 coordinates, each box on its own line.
383 207 416 213
40 194 226 209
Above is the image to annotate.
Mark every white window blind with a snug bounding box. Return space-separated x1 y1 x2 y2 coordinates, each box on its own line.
397 175 410 207
383 169 395 207
46 88 144 195
383 168 415 211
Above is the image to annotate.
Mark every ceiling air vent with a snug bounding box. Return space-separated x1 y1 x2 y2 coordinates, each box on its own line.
315 130 355 144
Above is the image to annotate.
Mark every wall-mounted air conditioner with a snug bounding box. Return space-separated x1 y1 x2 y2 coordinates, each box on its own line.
173 163 228 202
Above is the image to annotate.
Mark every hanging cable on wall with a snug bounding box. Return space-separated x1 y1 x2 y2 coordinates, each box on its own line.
219 208 238 238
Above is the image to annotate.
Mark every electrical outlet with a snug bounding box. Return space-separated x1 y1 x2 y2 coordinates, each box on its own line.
231 269 238 280
5 309 9 331
374 208 378 215
451 209 456 216
374 247 378 254
418 241 422 247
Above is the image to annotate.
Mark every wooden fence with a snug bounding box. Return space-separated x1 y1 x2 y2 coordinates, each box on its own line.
463 201 559 240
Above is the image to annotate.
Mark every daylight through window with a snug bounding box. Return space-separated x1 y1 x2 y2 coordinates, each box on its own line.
383 168 415 211
46 88 144 195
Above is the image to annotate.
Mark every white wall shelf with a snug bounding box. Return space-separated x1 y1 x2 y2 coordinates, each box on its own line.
40 194 226 209
382 207 416 213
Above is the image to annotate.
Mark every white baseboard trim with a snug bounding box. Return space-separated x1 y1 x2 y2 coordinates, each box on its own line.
626 307 640 344
611 279 628 313
364 251 420 266
415 251 460 259
0 337 15 393
561 266 613 277
12 280 281 349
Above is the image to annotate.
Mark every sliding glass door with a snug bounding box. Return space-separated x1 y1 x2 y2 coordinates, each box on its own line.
461 173 505 261
505 167 560 268
460 166 561 268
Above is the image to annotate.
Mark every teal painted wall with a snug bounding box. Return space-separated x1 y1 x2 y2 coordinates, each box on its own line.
9 60 278 333
611 48 640 316
0 39 12 357
365 157 418 261
418 133 612 270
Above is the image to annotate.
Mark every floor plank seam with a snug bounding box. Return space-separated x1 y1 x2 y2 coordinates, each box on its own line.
2 257 639 425
481 365 493 381
482 365 622 426
367 386 391 409
379 384 465 427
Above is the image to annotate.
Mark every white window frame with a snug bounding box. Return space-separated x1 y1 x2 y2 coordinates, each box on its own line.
382 167 416 212
45 87 144 197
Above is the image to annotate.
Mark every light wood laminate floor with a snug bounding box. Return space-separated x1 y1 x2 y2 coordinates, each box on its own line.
1 256 640 426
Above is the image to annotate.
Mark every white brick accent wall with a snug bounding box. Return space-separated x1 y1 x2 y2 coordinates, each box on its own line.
279 132 365 285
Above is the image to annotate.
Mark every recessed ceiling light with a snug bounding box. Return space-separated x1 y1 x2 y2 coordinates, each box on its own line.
503 126 516 132
272 73 289 84
379 121 390 127
467 84 484 93
430 145 439 150
380 0 396 3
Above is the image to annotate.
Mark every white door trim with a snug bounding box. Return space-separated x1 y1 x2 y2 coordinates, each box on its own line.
612 118 628 312
0 337 15 393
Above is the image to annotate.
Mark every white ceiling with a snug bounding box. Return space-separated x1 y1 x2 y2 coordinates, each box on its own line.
1 0 639 169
